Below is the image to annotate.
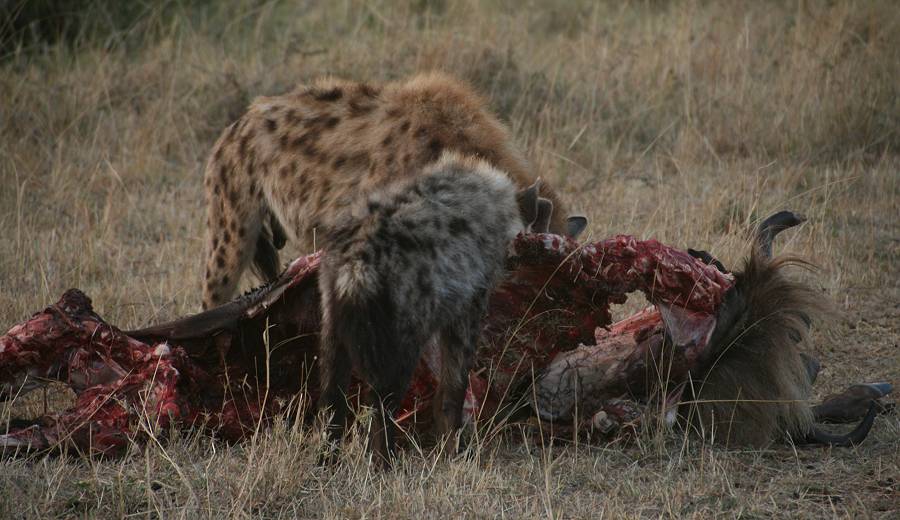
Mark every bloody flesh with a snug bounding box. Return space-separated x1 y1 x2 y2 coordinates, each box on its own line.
0 232 763 454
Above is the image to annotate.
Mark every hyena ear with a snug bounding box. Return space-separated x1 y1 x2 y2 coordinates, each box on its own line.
516 180 541 227
532 197 554 233
565 216 588 239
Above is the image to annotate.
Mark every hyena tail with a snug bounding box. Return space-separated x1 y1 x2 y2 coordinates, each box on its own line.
333 259 379 302
326 288 418 463
333 291 418 402
251 213 287 281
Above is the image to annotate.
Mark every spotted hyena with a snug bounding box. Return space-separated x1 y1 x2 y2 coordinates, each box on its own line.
202 72 585 309
318 152 545 463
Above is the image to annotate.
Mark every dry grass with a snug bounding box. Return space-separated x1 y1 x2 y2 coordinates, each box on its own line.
1 0 898 517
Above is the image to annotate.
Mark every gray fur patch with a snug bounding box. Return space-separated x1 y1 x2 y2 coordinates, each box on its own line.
317 154 526 460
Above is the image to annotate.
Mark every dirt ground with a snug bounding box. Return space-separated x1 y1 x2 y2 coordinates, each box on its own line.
1 1 897 517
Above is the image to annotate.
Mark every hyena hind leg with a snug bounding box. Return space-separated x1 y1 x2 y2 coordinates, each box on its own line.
202 199 266 310
365 345 421 466
367 381 410 467
317 328 353 462
433 313 481 452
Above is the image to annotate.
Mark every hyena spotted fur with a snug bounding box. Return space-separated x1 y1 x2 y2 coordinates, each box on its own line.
202 72 585 309
317 152 545 463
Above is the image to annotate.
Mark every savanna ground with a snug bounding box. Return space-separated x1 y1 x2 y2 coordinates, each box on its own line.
1 1 898 517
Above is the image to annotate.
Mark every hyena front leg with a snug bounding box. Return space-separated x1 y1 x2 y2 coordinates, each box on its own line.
201 165 266 310
433 310 482 452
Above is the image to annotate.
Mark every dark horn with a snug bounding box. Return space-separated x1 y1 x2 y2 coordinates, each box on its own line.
756 211 806 259
687 248 729 273
804 402 877 447
864 382 894 397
